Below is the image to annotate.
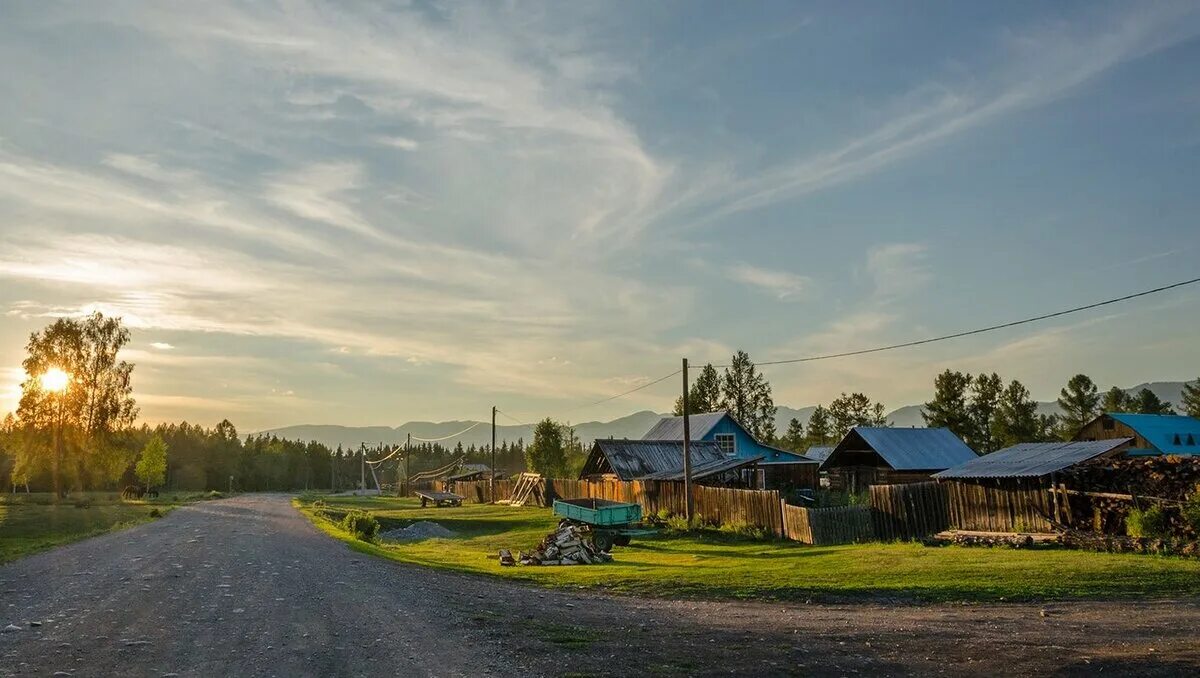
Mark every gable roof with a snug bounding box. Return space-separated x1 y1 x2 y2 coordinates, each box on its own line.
642 411 736 440
1102 413 1200 454
935 439 1132 480
828 427 977 471
582 439 749 480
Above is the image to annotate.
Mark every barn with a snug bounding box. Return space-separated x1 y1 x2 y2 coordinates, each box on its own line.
579 439 760 486
1074 413 1200 456
822 427 976 493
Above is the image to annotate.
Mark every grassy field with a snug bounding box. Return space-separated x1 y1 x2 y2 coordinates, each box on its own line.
298 493 1200 602
0 491 219 564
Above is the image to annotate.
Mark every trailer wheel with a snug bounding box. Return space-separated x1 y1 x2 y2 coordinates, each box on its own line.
613 534 631 547
592 532 615 553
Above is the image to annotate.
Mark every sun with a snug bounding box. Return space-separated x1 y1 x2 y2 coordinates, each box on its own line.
40 367 71 393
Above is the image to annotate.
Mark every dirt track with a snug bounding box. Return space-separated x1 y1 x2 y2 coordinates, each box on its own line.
2 494 1199 677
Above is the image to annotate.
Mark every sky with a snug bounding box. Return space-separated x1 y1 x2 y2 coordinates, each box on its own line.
1 1 1199 431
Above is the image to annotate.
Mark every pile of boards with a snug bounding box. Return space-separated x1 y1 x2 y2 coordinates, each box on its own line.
1063 456 1200 500
499 523 613 566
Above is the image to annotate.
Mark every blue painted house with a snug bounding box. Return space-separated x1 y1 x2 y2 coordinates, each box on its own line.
1074 413 1200 456
641 411 818 489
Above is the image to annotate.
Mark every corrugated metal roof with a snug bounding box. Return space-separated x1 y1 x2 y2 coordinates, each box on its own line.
804 446 834 463
1105 413 1200 454
934 439 1132 479
638 455 762 481
586 439 727 480
641 411 731 440
830 427 977 471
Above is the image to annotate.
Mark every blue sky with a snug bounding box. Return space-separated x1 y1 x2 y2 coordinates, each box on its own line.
1 1 1199 430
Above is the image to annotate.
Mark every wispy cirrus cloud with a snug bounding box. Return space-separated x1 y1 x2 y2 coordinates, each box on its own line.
726 263 809 300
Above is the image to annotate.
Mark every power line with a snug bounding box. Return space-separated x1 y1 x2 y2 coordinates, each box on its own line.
706 275 1200 368
494 408 529 427
407 421 482 442
554 369 681 416
364 445 402 466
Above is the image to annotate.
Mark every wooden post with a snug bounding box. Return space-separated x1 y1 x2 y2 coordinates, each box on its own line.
681 357 694 521
404 433 411 497
491 406 497 504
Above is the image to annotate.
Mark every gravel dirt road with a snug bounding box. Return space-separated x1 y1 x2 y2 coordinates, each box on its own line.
3 494 1199 677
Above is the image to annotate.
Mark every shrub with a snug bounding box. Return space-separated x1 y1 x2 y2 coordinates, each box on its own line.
341 509 379 542
1126 505 1168 538
149 508 161 518
718 521 770 540
73 498 92 509
654 508 672 522
1182 492 1200 534
665 514 710 533
206 490 223 500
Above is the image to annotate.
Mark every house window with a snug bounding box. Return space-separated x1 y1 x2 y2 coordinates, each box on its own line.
714 433 736 455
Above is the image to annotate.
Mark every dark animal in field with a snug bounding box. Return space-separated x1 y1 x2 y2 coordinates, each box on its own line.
121 485 146 500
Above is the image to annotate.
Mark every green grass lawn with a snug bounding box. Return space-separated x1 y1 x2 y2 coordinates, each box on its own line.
298 493 1200 603
0 491 219 564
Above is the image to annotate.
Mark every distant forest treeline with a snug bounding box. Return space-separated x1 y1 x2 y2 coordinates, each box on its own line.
0 418 529 493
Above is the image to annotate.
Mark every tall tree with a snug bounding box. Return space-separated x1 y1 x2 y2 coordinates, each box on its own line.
922 370 975 444
969 373 1004 453
828 393 887 439
719 350 777 442
1101 386 1131 413
991 380 1041 449
135 434 168 489
16 312 137 495
779 418 805 452
1182 379 1200 418
805 406 832 447
673 364 722 416
1132 388 1173 415
524 418 569 478
1057 374 1099 439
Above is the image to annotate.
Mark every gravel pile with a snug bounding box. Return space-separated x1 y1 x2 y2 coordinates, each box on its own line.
380 521 456 541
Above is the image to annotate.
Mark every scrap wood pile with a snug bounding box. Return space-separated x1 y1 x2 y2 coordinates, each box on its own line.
498 523 613 566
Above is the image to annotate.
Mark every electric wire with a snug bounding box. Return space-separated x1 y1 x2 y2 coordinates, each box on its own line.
407 420 482 442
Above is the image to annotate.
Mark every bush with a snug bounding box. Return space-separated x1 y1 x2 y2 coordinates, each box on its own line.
1126 505 1168 538
206 490 223 500
149 508 161 518
341 509 379 542
718 521 770 540
665 514 710 533
1182 493 1200 534
654 508 672 522
73 498 92 509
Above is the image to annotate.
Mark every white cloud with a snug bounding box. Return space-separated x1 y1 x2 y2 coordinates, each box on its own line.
726 263 809 300
375 135 419 151
865 243 931 299
150 342 175 350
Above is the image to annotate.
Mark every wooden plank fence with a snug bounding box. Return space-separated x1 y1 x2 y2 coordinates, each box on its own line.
782 504 873 545
868 481 948 541
944 480 1053 533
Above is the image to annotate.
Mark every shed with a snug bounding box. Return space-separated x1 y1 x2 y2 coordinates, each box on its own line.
823 427 977 493
1074 413 1200 456
446 463 504 483
935 439 1133 480
642 411 818 489
580 439 760 485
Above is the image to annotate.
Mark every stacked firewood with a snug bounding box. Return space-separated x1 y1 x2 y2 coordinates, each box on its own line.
1063 456 1200 500
499 524 613 566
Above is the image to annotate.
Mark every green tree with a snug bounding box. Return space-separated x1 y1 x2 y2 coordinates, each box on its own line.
1131 388 1173 415
969 373 1004 453
673 364 721 416
16 312 138 495
1057 374 1099 439
828 393 887 439
805 406 832 447
1182 379 1200 418
1101 386 1130 413
991 380 1041 449
922 370 975 444
524 418 569 478
135 434 168 489
779 418 805 452
719 350 777 442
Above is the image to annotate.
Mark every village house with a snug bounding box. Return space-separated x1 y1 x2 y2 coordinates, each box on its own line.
822 426 977 493
1074 413 1200 456
640 411 818 490
579 439 760 486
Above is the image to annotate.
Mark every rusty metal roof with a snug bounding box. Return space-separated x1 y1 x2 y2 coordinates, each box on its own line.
583 439 730 480
637 455 762 481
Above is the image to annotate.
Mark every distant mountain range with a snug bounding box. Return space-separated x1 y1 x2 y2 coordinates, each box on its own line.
254 381 1194 449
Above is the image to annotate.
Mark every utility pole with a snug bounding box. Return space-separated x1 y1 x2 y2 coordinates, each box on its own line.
682 357 694 521
491 406 497 504
404 433 411 497
360 443 366 492
330 448 335 492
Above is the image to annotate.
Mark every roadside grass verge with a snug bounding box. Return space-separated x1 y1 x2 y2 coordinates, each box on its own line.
0 491 220 564
296 494 1200 603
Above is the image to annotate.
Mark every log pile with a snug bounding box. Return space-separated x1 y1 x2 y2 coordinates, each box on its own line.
500 524 613 566
1063 456 1200 500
